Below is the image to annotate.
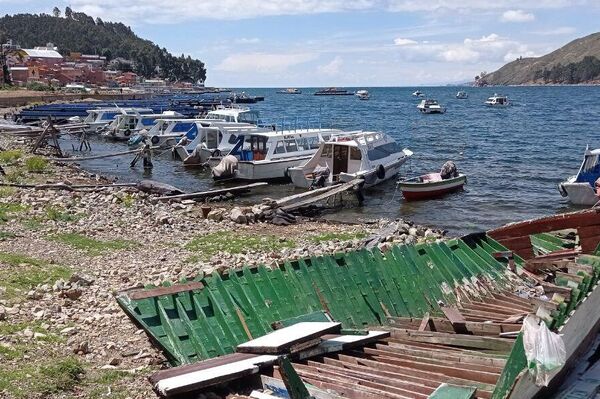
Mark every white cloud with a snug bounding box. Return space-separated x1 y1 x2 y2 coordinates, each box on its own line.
394 33 536 64
387 0 586 12
234 38 261 44
500 9 535 22
317 56 343 75
393 38 417 46
215 52 316 73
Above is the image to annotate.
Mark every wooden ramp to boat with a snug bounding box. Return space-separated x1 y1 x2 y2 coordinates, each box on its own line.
276 179 364 212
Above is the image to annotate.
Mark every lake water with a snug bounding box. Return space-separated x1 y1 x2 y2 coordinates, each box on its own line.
59 86 600 235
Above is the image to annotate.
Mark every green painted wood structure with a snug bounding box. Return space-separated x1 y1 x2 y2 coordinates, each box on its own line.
116 233 600 399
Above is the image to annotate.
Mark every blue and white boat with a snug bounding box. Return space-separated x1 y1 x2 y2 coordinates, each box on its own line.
559 147 600 206
83 107 152 134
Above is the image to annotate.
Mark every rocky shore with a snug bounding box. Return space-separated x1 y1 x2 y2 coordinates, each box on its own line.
0 134 444 399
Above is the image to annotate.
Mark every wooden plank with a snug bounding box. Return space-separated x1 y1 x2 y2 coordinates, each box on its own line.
127 281 204 300
275 183 343 206
260 375 344 399
281 179 363 211
157 182 268 201
389 329 514 352
154 354 278 397
236 322 341 354
418 312 431 332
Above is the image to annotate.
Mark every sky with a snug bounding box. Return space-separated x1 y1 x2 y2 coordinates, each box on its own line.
1 0 599 87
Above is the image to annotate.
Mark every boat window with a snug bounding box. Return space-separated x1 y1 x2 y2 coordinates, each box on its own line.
274 141 286 154
321 144 333 158
284 139 298 153
228 134 238 145
238 111 258 124
367 142 400 161
308 136 321 149
350 147 362 160
297 138 309 151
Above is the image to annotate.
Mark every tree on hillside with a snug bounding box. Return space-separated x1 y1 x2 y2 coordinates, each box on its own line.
64 7 72 19
52 7 61 18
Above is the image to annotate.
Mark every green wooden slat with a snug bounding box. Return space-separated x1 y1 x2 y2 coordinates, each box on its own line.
380 247 421 316
226 273 270 337
191 294 227 357
342 252 387 325
352 250 398 320
175 297 209 361
389 246 429 315
401 245 447 311
369 249 410 316
156 300 189 365
281 261 321 311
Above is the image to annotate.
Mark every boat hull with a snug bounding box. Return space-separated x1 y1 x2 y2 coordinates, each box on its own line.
399 175 466 201
561 181 598 206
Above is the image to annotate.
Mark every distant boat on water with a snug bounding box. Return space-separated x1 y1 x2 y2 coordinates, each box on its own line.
277 88 302 94
314 87 354 96
412 90 424 97
417 99 446 114
485 94 510 107
456 91 468 99
355 90 370 100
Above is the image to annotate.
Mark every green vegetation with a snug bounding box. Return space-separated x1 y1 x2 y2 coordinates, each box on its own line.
120 193 135 207
25 81 54 92
86 369 137 399
0 202 28 223
0 149 23 163
0 11 206 82
45 205 84 222
0 356 84 398
0 251 72 298
534 56 600 84
24 156 49 172
0 231 16 240
309 231 367 243
49 232 135 255
186 231 295 260
0 186 16 198
4 169 26 183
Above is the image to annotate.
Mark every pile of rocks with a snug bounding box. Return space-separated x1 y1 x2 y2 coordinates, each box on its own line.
205 202 297 226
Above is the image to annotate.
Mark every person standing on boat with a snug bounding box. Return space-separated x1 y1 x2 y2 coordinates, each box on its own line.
440 161 458 180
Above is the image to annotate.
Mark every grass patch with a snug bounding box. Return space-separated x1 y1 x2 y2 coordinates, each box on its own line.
0 203 28 223
0 187 16 198
0 231 16 240
24 156 49 173
0 149 23 163
49 233 136 255
4 168 26 183
0 251 71 298
0 357 84 398
21 218 43 231
92 370 131 385
121 193 135 208
308 231 368 243
186 231 295 260
45 206 84 222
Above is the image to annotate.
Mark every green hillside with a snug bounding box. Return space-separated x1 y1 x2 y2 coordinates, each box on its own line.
0 9 206 83
481 32 600 85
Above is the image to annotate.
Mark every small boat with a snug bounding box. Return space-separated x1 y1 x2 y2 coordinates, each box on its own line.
289 131 412 189
83 107 152 134
412 90 424 97
277 88 302 94
485 94 510 107
230 92 263 103
456 91 468 99
355 90 370 100
314 87 354 96
398 162 466 201
558 146 600 206
417 99 446 114
102 110 183 140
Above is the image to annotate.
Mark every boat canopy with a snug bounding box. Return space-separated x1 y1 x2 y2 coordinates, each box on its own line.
576 151 600 185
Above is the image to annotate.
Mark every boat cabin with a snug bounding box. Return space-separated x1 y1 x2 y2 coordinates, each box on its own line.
205 106 259 124
485 94 509 106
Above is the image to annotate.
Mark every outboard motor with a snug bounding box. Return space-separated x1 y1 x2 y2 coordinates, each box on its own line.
440 161 458 180
212 155 238 179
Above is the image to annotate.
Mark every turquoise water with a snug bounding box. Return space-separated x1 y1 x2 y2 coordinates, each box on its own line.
62 86 600 235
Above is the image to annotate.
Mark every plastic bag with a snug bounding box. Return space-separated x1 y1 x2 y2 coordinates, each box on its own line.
521 314 566 386
534 320 566 386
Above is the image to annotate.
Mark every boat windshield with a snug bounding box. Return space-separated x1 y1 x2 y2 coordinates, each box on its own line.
238 111 259 124
576 153 600 185
367 142 401 161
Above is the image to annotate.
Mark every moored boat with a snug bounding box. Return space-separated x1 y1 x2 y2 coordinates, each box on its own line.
398 162 466 200
558 146 600 206
412 90 424 97
314 87 354 96
289 131 412 189
277 88 302 94
355 90 370 100
102 110 184 140
417 99 446 114
485 93 510 107
456 91 468 99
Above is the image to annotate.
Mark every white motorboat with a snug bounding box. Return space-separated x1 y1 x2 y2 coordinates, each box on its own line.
558 147 600 206
355 90 370 100
289 131 413 189
102 110 183 140
485 94 510 107
412 90 424 97
83 107 152 133
417 99 446 114
204 105 260 124
277 88 302 94
456 91 468 99
210 128 341 181
174 122 265 166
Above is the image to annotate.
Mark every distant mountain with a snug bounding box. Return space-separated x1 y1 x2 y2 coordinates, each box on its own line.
479 32 600 85
0 11 206 83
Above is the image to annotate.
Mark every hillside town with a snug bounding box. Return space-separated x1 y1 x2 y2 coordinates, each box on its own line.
0 39 200 91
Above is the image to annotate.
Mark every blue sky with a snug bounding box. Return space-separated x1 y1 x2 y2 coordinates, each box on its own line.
2 1 599 87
